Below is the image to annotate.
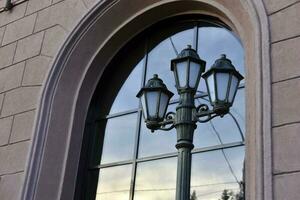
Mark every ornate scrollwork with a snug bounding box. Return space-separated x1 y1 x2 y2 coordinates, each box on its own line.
195 103 219 123
158 111 176 131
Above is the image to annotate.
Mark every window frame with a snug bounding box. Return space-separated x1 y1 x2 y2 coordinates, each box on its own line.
77 16 246 200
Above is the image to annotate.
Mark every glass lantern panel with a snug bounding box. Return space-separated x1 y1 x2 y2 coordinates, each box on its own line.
146 91 160 118
228 75 239 103
140 94 148 119
216 73 230 101
158 92 169 118
176 61 187 88
207 74 216 102
189 61 201 89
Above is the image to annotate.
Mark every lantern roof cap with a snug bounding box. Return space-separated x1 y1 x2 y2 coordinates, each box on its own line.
136 74 174 98
211 54 235 69
177 45 200 59
202 54 244 80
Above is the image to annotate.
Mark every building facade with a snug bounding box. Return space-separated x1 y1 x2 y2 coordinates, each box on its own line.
0 0 299 199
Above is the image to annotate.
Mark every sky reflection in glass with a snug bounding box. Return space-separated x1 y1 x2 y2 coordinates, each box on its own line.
134 158 177 200
101 114 137 164
109 59 144 114
96 165 132 200
191 147 245 200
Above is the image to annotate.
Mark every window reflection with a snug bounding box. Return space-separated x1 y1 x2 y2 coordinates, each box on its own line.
109 59 144 114
96 165 132 200
191 147 244 200
138 104 177 158
101 114 137 164
134 158 177 200
95 22 246 200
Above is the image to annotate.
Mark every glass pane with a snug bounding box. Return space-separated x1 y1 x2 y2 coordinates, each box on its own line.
158 93 169 118
198 27 245 89
101 114 137 164
176 62 187 88
191 147 244 200
138 104 177 158
209 113 244 144
134 158 177 200
147 91 159 118
109 59 143 114
207 74 216 102
147 28 194 99
194 97 221 148
189 61 200 88
170 28 195 52
228 76 239 103
96 165 132 200
216 73 230 101
230 88 245 136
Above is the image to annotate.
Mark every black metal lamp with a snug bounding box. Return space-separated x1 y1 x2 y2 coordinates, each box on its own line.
137 74 174 130
137 46 244 200
202 54 244 115
171 45 206 93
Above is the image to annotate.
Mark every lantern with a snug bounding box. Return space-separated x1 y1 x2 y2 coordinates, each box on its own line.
136 74 174 130
171 45 206 93
202 54 244 115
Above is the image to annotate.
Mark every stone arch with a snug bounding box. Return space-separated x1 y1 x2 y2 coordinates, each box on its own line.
21 0 271 200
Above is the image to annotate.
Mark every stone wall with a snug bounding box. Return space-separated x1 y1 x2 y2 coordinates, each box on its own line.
265 0 300 199
0 0 93 199
0 0 299 199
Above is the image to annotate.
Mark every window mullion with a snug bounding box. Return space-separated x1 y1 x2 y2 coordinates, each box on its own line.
129 38 149 200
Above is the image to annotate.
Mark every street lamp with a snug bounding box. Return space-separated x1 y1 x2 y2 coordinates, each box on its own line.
137 45 243 200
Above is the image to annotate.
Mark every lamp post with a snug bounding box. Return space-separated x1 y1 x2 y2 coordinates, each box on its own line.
137 45 243 200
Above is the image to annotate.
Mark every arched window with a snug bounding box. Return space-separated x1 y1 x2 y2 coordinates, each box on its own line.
80 17 245 200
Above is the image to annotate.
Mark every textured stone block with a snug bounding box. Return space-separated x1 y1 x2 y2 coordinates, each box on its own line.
0 27 5 45
1 87 40 117
272 36 300 82
274 173 300 200
0 43 17 69
0 117 13 146
264 0 299 14
2 13 37 45
273 123 300 173
0 141 29 174
0 172 23 200
0 2 27 27
23 56 52 86
273 78 300 126
0 62 24 93
14 32 44 63
10 110 35 142
41 25 68 57
26 0 52 15
0 93 3 110
83 0 98 8
35 0 87 32
270 3 300 42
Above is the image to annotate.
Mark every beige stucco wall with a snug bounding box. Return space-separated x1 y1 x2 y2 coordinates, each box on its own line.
0 0 298 199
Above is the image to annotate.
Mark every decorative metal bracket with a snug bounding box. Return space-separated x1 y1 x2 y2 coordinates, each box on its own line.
194 104 221 123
